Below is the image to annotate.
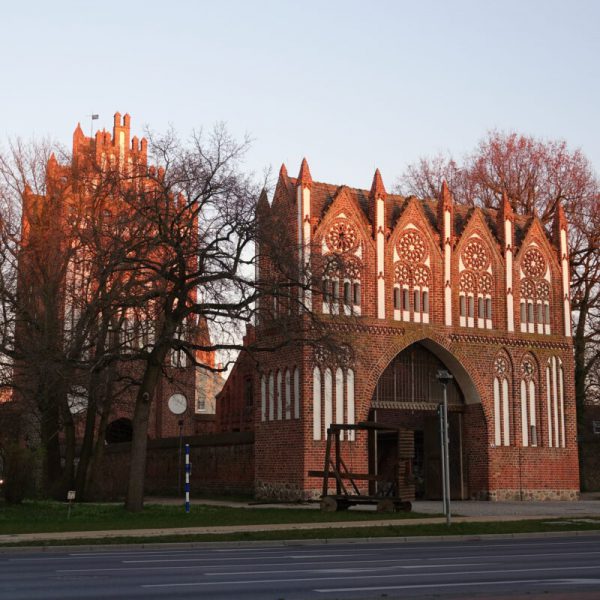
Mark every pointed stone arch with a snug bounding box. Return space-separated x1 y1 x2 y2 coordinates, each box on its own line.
363 335 488 500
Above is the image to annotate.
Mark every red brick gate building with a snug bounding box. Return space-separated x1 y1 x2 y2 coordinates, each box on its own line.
221 159 579 502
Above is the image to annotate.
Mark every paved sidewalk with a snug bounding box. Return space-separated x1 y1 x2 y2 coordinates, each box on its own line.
3 512 599 545
149 494 600 518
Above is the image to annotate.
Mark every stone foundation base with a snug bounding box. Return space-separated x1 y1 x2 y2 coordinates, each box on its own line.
487 489 580 501
255 480 304 501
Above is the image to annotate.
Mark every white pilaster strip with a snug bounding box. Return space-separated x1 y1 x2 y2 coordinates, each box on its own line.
560 229 571 337
505 219 514 332
444 211 452 326
376 198 385 319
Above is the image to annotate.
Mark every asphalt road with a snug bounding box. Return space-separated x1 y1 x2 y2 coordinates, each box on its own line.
1 535 600 600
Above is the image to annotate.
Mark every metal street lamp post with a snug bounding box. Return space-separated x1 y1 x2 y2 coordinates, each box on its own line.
437 369 453 526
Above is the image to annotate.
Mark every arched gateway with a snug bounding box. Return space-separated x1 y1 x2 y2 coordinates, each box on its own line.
369 341 487 500
237 160 579 502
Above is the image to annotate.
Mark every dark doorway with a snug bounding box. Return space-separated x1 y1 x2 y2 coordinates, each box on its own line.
376 431 399 495
371 342 467 500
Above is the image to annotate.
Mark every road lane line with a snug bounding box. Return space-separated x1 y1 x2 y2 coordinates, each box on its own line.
123 553 359 563
26 549 600 574
314 578 576 593
141 564 600 588
203 562 484 576
8 536 600 562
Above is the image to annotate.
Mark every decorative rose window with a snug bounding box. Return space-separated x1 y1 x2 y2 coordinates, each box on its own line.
522 247 546 278
521 359 534 379
494 356 508 377
463 239 490 271
397 230 426 264
327 220 358 254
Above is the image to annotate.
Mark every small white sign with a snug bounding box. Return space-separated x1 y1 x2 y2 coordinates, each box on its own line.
67 490 76 501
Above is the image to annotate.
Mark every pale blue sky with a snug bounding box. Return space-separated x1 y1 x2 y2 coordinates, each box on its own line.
2 0 598 190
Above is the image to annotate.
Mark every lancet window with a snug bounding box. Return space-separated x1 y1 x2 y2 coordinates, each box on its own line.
262 366 301 422
519 246 551 334
322 219 362 316
459 238 493 329
545 356 566 448
520 356 538 447
493 355 511 446
312 346 355 441
393 229 430 324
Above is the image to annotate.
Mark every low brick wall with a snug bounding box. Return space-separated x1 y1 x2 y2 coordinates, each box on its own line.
91 432 254 500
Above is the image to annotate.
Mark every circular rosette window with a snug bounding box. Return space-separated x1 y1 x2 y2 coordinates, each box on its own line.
463 239 490 271
394 262 412 285
326 220 359 254
459 270 477 294
521 359 534 379
494 356 508 376
413 265 430 287
478 272 493 295
522 247 546 278
397 230 427 264
520 278 537 299
342 256 362 280
536 280 550 300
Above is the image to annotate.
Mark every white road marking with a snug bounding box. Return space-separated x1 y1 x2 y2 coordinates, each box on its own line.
123 553 357 563
548 578 600 585
314 578 574 593
141 564 600 588
8 536 600 563
203 562 484 576
50 549 600 574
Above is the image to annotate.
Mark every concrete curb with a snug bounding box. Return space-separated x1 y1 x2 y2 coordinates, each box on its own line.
1 529 599 554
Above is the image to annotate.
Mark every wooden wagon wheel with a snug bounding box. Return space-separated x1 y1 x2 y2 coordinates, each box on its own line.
320 496 339 512
376 498 396 513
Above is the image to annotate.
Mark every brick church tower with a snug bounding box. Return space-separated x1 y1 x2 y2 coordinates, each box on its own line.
240 160 578 501
15 113 216 444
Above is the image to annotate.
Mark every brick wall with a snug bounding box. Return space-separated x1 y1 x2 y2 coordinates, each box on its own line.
90 432 254 500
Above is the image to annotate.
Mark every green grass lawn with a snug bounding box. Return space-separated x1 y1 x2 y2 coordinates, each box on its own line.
2 517 600 547
0 500 427 535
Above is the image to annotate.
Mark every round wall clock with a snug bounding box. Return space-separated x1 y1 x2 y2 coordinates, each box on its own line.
168 393 187 415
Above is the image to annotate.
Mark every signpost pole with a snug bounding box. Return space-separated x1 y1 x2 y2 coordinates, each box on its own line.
436 369 453 527
185 443 191 513
177 419 184 494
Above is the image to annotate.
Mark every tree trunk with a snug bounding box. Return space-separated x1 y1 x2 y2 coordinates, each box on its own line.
85 380 113 500
40 395 63 498
125 346 169 512
74 376 99 499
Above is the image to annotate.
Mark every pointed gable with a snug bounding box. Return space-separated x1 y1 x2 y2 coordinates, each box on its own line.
514 215 560 271
390 196 443 261
315 185 373 250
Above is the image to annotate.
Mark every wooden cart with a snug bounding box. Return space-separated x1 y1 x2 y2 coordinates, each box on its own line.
308 421 412 513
